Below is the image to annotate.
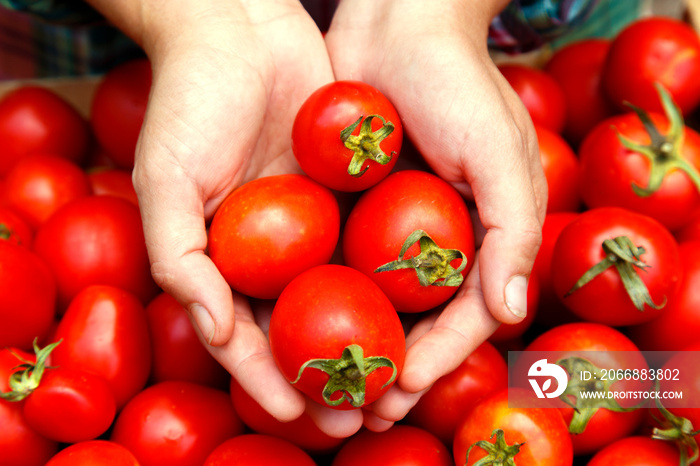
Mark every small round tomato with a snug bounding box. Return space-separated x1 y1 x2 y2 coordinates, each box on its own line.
32 195 159 311
332 426 453 466
0 240 56 350
520 322 648 455
146 291 229 389
404 341 508 446
0 85 90 176
0 206 33 247
498 63 567 133
87 167 139 206
110 380 245 466
22 366 117 444
586 436 680 465
544 38 618 146
3 153 91 229
51 285 152 409
535 125 581 213
45 440 140 466
269 264 405 410
343 170 475 313
453 388 573 466
603 16 700 115
551 207 681 326
204 434 317 466
292 80 402 192
90 58 151 169
208 174 340 300
577 97 700 232
229 378 344 454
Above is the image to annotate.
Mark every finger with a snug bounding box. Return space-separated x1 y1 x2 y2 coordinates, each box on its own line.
361 406 395 432
305 399 364 438
365 383 428 425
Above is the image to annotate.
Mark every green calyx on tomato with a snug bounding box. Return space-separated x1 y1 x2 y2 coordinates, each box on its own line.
565 235 665 312
616 82 700 197
292 343 397 408
0 338 60 402
556 357 642 435
651 396 700 465
465 428 524 466
340 114 396 177
0 223 12 240
375 229 468 287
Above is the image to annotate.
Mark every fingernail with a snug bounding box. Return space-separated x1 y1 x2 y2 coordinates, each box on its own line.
504 275 528 319
190 303 216 344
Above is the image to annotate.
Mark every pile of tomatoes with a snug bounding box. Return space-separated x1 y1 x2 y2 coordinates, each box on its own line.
3 12 700 466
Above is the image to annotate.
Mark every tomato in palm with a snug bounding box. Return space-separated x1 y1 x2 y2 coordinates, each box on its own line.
404 341 508 446
146 291 229 389
3 153 91 229
32 195 159 310
498 63 567 133
577 89 700 231
628 240 700 352
269 264 405 410
453 388 573 466
0 85 90 176
520 322 648 455
551 207 681 326
51 285 152 409
544 38 617 146
110 380 245 466
204 434 317 466
342 170 475 313
0 347 58 466
586 436 680 465
229 378 344 454
535 125 581 213
332 425 452 466
208 174 340 300
0 240 56 350
90 58 151 169
603 16 700 116
45 440 140 466
292 80 402 192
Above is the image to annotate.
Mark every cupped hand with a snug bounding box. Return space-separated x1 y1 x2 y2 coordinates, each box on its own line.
326 0 547 427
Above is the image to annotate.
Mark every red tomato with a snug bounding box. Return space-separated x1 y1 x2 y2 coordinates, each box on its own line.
0 240 56 350
488 271 540 343
332 425 452 466
655 340 700 431
535 125 581 213
498 63 567 133
531 211 580 328
45 440 140 466
453 388 573 466
3 153 91 229
292 80 402 192
544 38 618 146
0 85 90 176
51 285 152 409
87 167 139 206
208 174 340 300
342 170 475 313
22 367 116 444
0 348 58 466
674 211 700 242
577 104 700 232
603 16 700 115
110 380 245 466
229 378 344 454
628 240 700 351
404 341 508 446
521 323 648 455
146 291 229 389
0 206 34 247
586 436 680 465
269 264 405 410
204 434 317 466
551 207 681 326
32 195 158 310
90 58 151 169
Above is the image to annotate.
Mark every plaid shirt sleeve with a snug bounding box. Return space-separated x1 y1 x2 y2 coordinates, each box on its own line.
0 0 103 25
